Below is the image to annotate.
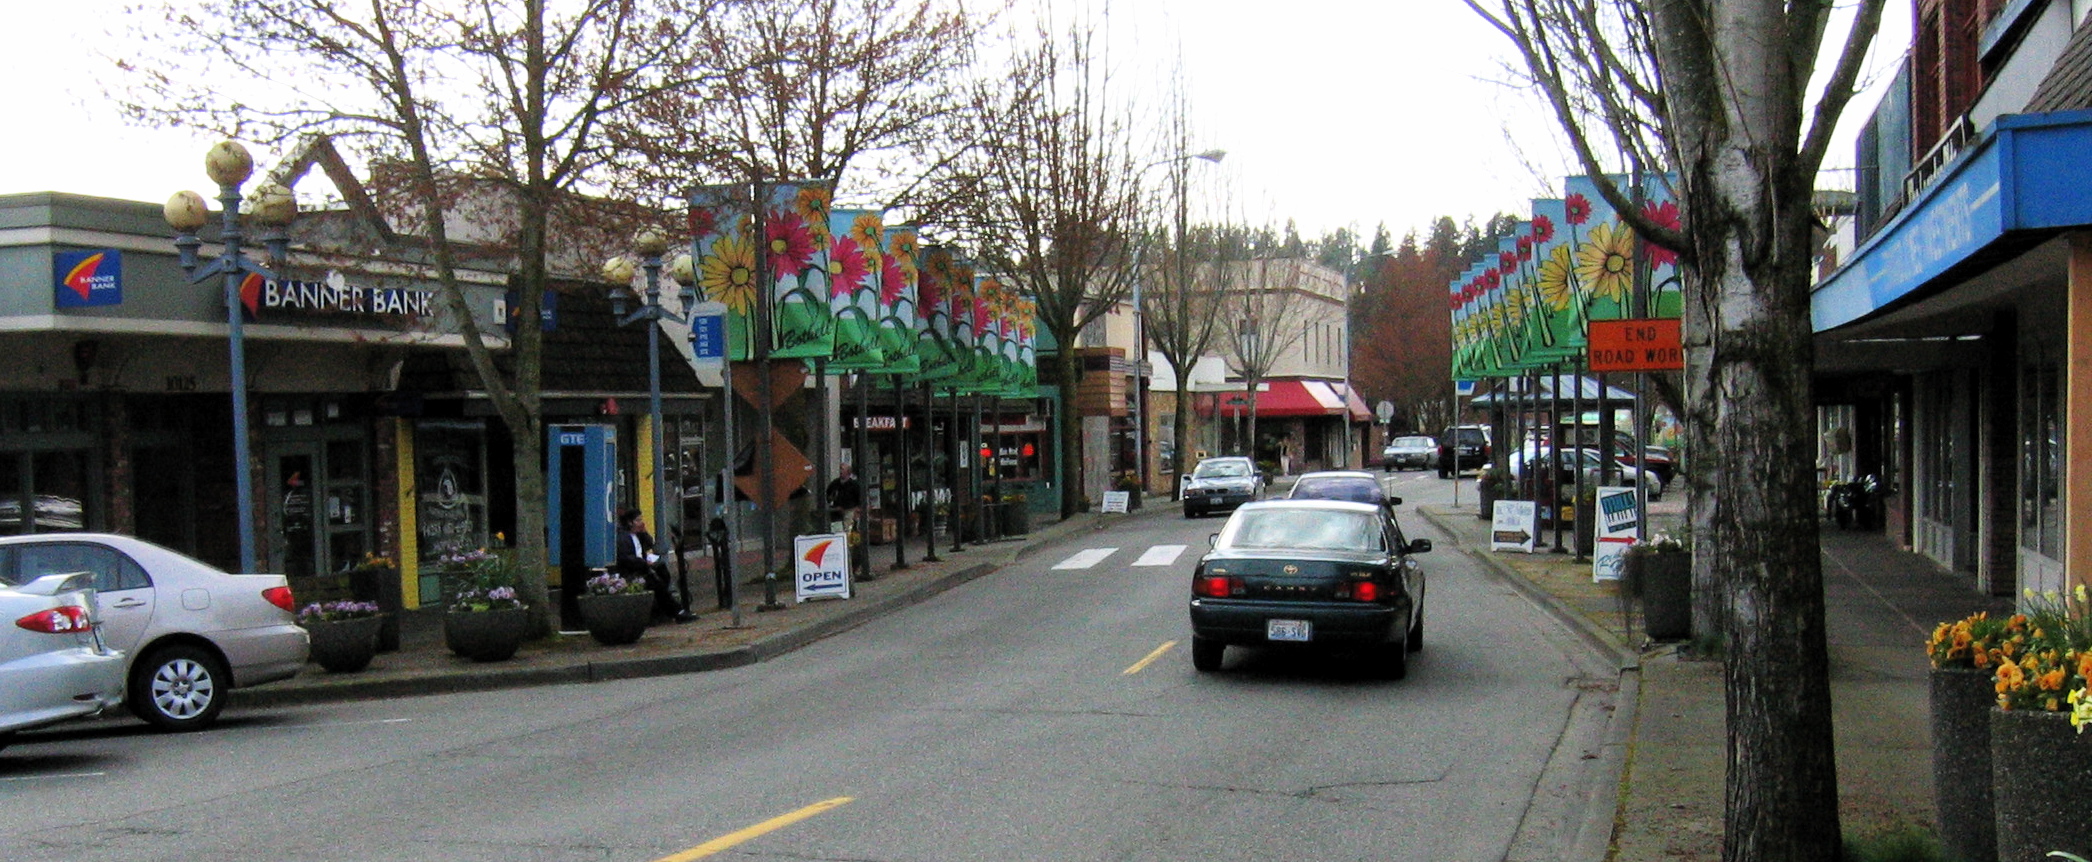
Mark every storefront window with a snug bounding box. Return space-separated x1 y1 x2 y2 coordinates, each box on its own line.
2020 360 2061 561
416 420 489 568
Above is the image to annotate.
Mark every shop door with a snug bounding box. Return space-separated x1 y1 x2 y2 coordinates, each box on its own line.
269 446 322 577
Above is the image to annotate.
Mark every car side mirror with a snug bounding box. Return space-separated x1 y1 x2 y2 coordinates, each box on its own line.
1385 496 1402 508
1408 538 1433 554
1208 532 1219 548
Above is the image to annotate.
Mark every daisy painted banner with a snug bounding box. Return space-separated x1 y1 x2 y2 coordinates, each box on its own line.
764 181 836 359
826 208 886 370
689 183 756 362
913 245 961 382
947 257 979 388
878 225 921 377
1560 174 1682 323
1525 199 1589 354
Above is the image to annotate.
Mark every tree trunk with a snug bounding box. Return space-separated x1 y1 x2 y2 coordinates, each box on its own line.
1656 9 1840 859
1055 344 1084 517
1172 382 1193 499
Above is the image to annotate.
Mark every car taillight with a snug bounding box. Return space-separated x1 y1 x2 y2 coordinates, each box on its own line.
1194 575 1243 598
17 605 93 634
1333 581 1382 602
263 585 297 613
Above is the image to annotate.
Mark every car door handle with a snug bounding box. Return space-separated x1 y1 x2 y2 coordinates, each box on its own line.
110 598 148 608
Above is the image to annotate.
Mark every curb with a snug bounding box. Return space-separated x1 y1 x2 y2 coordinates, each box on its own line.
1416 505 1640 673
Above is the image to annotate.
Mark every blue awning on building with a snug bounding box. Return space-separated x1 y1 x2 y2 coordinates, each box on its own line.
1813 110 2092 333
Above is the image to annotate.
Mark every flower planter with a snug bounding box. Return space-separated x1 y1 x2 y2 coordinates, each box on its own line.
1989 707 2092 862
1930 667 1998 862
303 616 382 673
1632 552 1692 640
1001 502 1031 536
444 607 529 662
577 593 653 646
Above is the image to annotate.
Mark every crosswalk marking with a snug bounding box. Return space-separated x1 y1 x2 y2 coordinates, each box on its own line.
1131 545 1187 567
1052 547 1118 569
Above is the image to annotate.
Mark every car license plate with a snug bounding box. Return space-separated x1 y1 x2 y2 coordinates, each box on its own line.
1267 619 1311 642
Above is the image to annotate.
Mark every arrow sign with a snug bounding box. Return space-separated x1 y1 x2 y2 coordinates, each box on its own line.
1491 500 1539 553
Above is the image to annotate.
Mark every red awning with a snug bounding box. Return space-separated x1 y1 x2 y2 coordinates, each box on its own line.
1205 380 1353 418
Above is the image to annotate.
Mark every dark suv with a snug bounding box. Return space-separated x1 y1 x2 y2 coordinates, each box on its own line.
1436 425 1491 478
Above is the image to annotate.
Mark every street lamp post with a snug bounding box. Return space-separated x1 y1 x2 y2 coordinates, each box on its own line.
165 141 296 574
1236 320 1259 458
1133 148 1224 498
603 229 697 612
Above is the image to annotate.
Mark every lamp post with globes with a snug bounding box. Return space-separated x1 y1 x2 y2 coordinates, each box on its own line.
602 229 697 610
165 141 296 575
1132 149 1224 498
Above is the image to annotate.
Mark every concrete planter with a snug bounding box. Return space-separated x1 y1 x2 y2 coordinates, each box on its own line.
443 607 528 662
577 593 652 646
303 616 381 673
1989 707 2092 862
1630 552 1691 640
1930 666 1998 862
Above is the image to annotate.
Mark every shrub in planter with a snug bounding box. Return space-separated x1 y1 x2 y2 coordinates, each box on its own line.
1925 611 2015 862
297 600 383 673
1624 532 1690 640
576 571 653 646
1982 587 2092 862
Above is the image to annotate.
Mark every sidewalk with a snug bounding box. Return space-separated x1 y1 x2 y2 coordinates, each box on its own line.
239 502 1151 709
1416 497 2015 861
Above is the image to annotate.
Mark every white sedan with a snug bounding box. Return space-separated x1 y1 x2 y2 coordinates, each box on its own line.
1 572 126 751
0 535 308 732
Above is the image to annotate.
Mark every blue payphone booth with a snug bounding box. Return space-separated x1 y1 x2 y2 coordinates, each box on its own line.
548 424 618 628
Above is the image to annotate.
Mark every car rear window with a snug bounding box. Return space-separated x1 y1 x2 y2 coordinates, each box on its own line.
1290 478 1382 504
1221 509 1383 552
1194 461 1249 478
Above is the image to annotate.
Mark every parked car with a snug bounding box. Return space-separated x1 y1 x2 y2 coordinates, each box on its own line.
1610 433 1676 489
1437 425 1493 478
1188 499 1431 678
1288 470 1394 505
1182 456 1264 518
0 534 308 731
1 572 127 752
1382 435 1437 472
1509 446 1664 501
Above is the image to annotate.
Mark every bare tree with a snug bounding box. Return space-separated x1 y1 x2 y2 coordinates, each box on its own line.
115 0 719 634
1138 74 1231 498
938 10 1145 516
1464 1 1886 857
1222 251 1317 465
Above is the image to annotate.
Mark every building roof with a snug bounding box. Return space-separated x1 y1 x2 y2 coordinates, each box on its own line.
2027 16 2092 112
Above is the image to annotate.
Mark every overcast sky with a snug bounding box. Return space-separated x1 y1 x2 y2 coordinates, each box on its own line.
3 1 1909 244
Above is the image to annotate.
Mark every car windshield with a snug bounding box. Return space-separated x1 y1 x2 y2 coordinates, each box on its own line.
1194 461 1249 479
1220 509 1383 552
1291 478 1382 504
1395 437 1433 448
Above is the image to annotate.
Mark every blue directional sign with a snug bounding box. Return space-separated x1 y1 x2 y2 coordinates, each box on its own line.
689 302 727 366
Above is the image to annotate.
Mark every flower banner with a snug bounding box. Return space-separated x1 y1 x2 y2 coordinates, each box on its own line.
764 181 835 360
689 183 756 362
825 208 885 370
877 226 922 377
912 245 962 382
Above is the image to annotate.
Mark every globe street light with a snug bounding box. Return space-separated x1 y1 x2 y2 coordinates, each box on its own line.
1133 148 1224 498
166 141 296 574
603 229 696 611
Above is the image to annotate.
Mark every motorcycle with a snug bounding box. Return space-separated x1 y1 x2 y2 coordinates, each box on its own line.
1828 474 1880 529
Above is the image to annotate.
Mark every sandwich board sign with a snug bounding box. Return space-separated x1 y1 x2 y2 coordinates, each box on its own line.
1491 500 1538 553
1592 486 1641 582
793 532 853 602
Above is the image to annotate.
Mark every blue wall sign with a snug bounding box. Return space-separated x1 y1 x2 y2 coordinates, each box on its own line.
54 249 122 308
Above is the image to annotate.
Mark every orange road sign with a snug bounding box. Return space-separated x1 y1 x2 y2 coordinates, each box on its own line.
1587 318 1683 372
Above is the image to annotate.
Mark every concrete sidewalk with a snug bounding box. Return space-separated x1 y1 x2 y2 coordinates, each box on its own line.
1416 497 2014 860
238 501 1153 709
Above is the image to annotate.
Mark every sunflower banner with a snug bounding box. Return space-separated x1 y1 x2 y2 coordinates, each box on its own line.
762 180 836 359
1560 174 1683 324
1523 199 1589 354
947 257 979 390
912 245 961 382
689 183 756 362
878 226 922 377
825 208 886 370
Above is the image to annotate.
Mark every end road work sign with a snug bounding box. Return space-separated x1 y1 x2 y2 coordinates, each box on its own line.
1588 318 1684 372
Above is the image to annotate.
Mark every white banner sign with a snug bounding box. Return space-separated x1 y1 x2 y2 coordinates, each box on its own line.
793 532 853 602
1592 486 1641 582
1491 500 1538 553
1100 491 1130 514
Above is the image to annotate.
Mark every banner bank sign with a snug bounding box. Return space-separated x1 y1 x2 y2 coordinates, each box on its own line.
237 271 438 321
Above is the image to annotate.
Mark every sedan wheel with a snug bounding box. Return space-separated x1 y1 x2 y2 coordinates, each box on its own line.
1191 637 1225 672
1376 611 1412 680
1407 606 1425 652
130 645 227 732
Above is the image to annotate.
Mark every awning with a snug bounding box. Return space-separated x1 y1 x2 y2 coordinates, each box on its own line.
1204 380 1359 419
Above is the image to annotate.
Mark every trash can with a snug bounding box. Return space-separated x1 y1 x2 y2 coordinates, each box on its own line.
1636 552 1692 640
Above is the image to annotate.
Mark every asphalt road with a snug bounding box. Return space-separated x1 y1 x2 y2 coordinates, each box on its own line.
2 469 1622 862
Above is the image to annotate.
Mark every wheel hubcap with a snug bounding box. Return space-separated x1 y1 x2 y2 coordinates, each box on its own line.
151 658 215 719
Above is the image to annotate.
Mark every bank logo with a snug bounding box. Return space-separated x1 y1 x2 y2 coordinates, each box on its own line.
54 250 122 308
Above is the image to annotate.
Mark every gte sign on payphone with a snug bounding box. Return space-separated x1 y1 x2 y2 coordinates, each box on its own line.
793 533 853 602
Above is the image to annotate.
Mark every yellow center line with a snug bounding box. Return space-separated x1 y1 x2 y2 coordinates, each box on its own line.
653 796 854 862
1124 640 1178 675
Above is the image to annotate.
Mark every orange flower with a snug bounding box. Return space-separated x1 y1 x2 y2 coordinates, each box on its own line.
1997 662 2026 692
2038 668 2068 691
2076 651 2092 682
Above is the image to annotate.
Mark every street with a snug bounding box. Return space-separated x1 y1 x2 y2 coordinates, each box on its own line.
3 471 1624 862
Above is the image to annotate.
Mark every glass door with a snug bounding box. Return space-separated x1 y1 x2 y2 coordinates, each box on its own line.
269 446 321 577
